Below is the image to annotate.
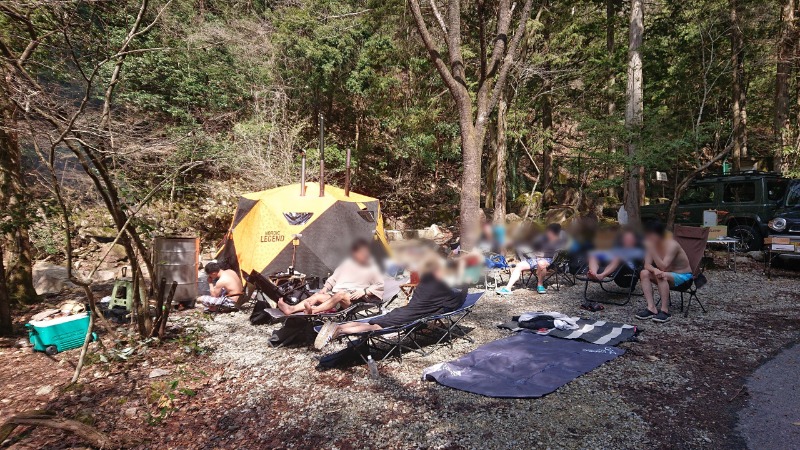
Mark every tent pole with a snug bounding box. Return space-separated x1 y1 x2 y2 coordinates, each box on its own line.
345 148 351 196
319 114 325 197
300 150 306 196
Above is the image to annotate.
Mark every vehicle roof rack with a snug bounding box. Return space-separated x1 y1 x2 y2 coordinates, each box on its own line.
697 170 783 180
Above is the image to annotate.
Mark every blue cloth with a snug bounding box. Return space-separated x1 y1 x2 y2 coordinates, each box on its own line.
670 272 693 287
422 332 624 398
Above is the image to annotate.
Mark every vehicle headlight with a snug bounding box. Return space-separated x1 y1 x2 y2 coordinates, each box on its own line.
769 217 787 231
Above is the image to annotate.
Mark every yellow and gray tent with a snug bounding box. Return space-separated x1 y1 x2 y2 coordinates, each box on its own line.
217 182 390 280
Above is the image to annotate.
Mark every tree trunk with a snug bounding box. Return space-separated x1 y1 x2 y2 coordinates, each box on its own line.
730 0 748 171
493 96 508 225
0 242 12 336
607 0 618 199
460 124 482 250
624 0 644 226
775 0 796 173
541 1 554 193
0 81 38 305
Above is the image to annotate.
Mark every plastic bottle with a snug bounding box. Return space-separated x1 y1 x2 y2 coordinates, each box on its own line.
367 355 379 380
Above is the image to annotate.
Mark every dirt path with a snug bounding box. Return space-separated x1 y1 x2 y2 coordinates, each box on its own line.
737 343 800 450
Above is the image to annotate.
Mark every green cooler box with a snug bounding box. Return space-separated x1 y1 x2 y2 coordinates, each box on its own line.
26 312 97 355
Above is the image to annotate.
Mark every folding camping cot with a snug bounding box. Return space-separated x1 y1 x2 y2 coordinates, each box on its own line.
316 292 484 363
244 270 403 347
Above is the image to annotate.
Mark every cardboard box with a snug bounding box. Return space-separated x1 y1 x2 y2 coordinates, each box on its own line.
707 225 727 240
771 244 796 251
765 237 792 245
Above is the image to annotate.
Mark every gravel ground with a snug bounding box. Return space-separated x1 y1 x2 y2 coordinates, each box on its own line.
199 256 800 449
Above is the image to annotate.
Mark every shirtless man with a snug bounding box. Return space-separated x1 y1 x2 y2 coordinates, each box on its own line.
636 220 692 323
197 262 245 312
277 239 384 315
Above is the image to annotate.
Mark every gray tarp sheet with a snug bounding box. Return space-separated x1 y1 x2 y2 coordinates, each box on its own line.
423 332 624 398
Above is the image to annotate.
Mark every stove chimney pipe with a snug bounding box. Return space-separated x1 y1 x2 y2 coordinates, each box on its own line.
299 150 306 196
345 148 351 197
319 114 325 197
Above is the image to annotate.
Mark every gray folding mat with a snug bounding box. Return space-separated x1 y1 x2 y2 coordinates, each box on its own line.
422 332 624 398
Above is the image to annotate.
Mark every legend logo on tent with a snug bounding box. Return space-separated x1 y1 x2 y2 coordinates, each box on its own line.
260 230 285 243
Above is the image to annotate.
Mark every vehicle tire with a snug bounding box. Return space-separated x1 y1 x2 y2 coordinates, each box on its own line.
729 224 762 252
44 345 58 356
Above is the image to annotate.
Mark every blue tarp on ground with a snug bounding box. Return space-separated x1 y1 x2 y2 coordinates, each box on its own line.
422 332 624 398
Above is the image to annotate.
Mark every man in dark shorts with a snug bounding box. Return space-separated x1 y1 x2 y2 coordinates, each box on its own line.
314 255 464 349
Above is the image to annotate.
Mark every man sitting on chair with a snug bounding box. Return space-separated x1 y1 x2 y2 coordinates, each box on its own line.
586 228 644 281
198 262 245 312
636 220 692 323
314 255 465 349
496 223 567 295
277 239 384 315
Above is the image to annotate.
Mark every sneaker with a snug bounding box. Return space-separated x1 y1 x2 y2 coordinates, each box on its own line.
314 322 337 350
495 287 512 296
536 285 547 294
635 309 658 320
652 311 672 323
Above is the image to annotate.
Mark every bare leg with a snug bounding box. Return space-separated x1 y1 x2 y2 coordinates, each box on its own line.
657 273 673 313
536 260 549 287
588 255 600 280
309 291 350 314
278 293 330 315
504 261 531 289
332 322 383 338
640 270 658 314
597 258 622 279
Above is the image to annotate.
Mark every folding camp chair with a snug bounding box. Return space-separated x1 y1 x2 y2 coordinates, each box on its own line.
317 292 484 363
521 249 575 291
671 225 710 317
575 259 643 306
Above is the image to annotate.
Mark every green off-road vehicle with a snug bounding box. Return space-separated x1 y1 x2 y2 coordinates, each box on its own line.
641 171 791 252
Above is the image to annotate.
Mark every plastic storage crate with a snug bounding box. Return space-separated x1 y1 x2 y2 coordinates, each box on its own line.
26 312 96 355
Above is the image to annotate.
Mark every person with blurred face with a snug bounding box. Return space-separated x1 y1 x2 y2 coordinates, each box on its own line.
197 262 244 312
277 239 384 315
636 220 692 323
496 223 565 295
586 228 644 281
314 254 464 349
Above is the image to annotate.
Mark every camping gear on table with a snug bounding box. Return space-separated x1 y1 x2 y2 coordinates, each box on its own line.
500 317 638 346
316 292 483 363
216 182 390 281
422 332 624 398
152 236 199 306
27 312 97 355
671 225 711 317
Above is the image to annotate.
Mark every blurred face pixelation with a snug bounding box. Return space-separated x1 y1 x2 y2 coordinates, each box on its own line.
621 231 637 248
352 245 371 264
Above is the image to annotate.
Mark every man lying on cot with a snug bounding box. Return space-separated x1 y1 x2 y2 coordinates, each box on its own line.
313 255 466 350
586 227 644 281
636 220 692 323
277 239 384 315
197 261 245 312
495 223 567 295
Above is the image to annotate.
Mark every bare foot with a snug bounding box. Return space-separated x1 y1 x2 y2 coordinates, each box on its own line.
597 272 610 280
588 270 598 280
277 299 292 315
304 301 314 315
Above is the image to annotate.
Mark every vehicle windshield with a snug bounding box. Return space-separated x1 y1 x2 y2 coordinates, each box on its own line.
785 181 800 207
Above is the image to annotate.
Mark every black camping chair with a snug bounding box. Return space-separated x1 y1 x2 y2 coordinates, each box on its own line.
521 249 575 291
575 259 643 306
